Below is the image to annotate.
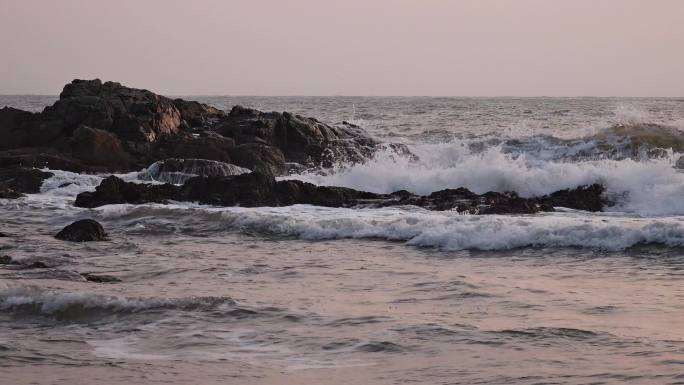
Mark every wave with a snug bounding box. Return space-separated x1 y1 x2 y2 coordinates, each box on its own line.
286 130 684 215
91 204 684 251
0 287 237 320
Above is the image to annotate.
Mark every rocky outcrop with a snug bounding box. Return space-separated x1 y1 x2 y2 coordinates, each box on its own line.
55 219 108 242
74 173 607 214
0 79 391 175
0 167 53 198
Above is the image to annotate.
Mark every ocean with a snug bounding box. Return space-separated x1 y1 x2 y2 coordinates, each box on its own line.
2 95 684 384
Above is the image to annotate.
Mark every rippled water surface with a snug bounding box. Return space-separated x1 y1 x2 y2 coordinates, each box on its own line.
2 96 684 384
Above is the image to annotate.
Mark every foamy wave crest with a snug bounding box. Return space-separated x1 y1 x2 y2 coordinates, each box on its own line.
185 205 684 251
0 287 235 319
286 139 684 215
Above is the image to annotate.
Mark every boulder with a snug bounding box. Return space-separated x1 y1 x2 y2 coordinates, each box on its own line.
55 219 108 242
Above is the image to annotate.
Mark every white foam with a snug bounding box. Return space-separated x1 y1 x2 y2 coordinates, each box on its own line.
169 205 684 251
285 141 684 216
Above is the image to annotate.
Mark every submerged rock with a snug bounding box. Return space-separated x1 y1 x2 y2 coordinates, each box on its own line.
81 273 122 283
74 173 607 214
55 219 108 242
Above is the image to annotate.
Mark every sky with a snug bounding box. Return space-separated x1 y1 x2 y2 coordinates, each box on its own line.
1 0 683 96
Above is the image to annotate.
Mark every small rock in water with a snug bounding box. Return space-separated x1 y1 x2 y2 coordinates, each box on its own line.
0 255 13 264
24 261 49 269
55 219 108 242
81 273 122 283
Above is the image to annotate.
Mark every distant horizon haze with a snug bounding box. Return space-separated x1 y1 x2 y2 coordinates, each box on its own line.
1 0 683 97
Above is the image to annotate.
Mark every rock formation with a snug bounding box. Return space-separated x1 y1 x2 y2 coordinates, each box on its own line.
74 172 607 214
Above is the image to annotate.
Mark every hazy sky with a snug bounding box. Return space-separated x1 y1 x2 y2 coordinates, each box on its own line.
1 0 683 96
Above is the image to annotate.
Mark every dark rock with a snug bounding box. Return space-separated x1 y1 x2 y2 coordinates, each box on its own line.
69 125 130 170
216 106 384 167
228 143 287 176
539 184 606 212
0 107 35 150
25 261 49 269
42 79 184 142
81 273 122 283
0 187 23 199
55 219 108 242
0 167 54 198
0 232 10 237
74 173 606 214
152 131 236 166
74 175 179 208
138 158 250 184
0 79 403 175
173 99 224 128
0 256 48 269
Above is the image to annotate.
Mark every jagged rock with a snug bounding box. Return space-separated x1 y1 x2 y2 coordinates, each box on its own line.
74 173 608 214
0 79 394 175
55 219 108 242
139 158 250 184
42 79 184 142
173 99 225 128
216 106 381 167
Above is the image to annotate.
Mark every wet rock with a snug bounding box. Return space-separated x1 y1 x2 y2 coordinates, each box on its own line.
74 175 179 208
0 166 54 198
81 273 122 283
0 255 13 264
55 219 108 242
74 173 608 214
227 143 287 176
538 184 606 212
139 158 250 184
